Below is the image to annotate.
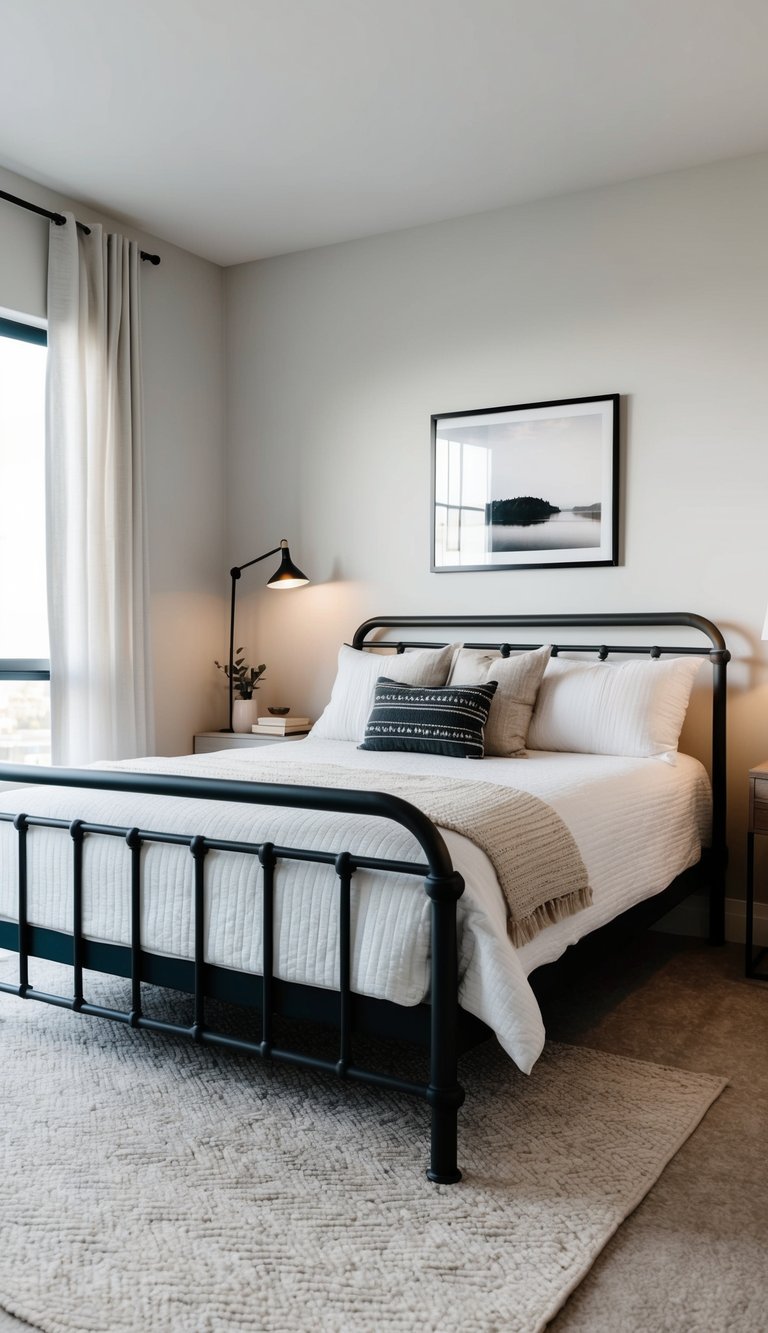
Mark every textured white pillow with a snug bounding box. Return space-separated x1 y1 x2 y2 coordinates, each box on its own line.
526 655 704 760
447 644 551 756
311 643 455 742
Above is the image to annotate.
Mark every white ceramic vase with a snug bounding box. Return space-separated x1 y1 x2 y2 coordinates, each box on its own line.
232 698 258 733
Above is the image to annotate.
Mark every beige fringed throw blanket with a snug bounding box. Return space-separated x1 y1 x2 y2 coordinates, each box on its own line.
104 754 592 947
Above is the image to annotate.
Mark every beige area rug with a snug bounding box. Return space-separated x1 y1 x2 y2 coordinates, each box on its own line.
0 963 725 1333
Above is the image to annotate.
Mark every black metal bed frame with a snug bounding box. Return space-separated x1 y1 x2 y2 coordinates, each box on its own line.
0 612 729 1184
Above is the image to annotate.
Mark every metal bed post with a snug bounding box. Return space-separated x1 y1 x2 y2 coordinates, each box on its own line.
425 869 466 1184
710 649 729 946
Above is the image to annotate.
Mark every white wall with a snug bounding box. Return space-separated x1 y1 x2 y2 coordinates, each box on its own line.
0 165 228 756
3 152 766 896
225 152 768 897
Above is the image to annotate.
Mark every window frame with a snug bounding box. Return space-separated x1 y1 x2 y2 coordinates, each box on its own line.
0 315 50 686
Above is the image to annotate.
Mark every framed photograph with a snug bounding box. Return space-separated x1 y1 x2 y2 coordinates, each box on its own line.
431 393 620 572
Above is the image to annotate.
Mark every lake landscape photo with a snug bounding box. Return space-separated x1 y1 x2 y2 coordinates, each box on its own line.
486 495 601 551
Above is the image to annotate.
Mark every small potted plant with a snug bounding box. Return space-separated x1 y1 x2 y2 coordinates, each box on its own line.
214 650 266 732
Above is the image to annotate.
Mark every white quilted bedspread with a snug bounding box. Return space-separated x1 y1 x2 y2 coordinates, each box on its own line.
0 740 710 1074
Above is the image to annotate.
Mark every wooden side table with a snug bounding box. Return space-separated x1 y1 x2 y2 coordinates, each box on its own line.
193 731 309 755
746 760 768 979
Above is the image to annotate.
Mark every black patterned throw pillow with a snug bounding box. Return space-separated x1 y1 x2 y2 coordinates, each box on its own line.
358 677 498 759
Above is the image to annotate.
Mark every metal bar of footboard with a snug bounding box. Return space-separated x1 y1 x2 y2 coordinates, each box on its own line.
70 820 85 1008
190 836 208 1040
0 765 466 1184
259 843 275 1056
127 828 142 1025
14 814 29 995
336 852 354 1075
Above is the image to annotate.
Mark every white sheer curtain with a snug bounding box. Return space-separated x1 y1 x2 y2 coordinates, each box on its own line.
46 214 153 764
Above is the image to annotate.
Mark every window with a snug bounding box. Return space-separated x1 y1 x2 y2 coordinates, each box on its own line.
433 436 491 564
0 316 50 764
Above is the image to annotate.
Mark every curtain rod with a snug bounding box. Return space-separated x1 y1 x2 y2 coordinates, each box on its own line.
0 188 161 265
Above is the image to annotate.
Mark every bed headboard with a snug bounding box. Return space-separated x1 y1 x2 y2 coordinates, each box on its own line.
352 611 730 944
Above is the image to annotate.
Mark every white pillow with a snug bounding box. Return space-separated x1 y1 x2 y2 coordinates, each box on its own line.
447 644 551 757
526 655 704 760
311 643 455 742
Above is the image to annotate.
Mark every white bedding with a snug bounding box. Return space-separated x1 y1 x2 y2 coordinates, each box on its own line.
0 739 711 1075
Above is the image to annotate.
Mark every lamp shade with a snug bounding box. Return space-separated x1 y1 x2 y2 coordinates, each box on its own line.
266 541 309 590
763 604 768 640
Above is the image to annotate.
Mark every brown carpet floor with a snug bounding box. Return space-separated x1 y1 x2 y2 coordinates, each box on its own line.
0 935 764 1331
544 935 768 1330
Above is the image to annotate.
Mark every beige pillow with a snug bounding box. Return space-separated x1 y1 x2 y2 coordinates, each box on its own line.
311 642 456 742
447 644 551 756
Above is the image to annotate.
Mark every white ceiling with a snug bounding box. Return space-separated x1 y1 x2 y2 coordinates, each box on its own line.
2 0 768 267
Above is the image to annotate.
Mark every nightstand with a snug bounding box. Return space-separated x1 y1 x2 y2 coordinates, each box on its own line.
746 760 768 979
193 731 309 755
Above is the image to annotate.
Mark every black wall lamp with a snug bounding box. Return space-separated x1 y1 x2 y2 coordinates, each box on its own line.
223 539 309 732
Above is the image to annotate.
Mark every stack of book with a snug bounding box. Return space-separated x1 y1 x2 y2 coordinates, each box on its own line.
252 715 311 736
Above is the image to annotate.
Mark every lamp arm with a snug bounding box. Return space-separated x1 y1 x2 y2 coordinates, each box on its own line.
232 540 286 577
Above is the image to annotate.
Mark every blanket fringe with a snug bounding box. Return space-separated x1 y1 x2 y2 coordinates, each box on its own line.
508 885 594 949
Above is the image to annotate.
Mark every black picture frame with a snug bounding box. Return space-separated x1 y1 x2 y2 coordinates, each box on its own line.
431 393 620 572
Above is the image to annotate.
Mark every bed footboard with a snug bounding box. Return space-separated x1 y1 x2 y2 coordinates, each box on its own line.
0 765 467 1184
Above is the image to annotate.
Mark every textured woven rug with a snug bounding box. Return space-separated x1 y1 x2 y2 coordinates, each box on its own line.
0 963 725 1333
